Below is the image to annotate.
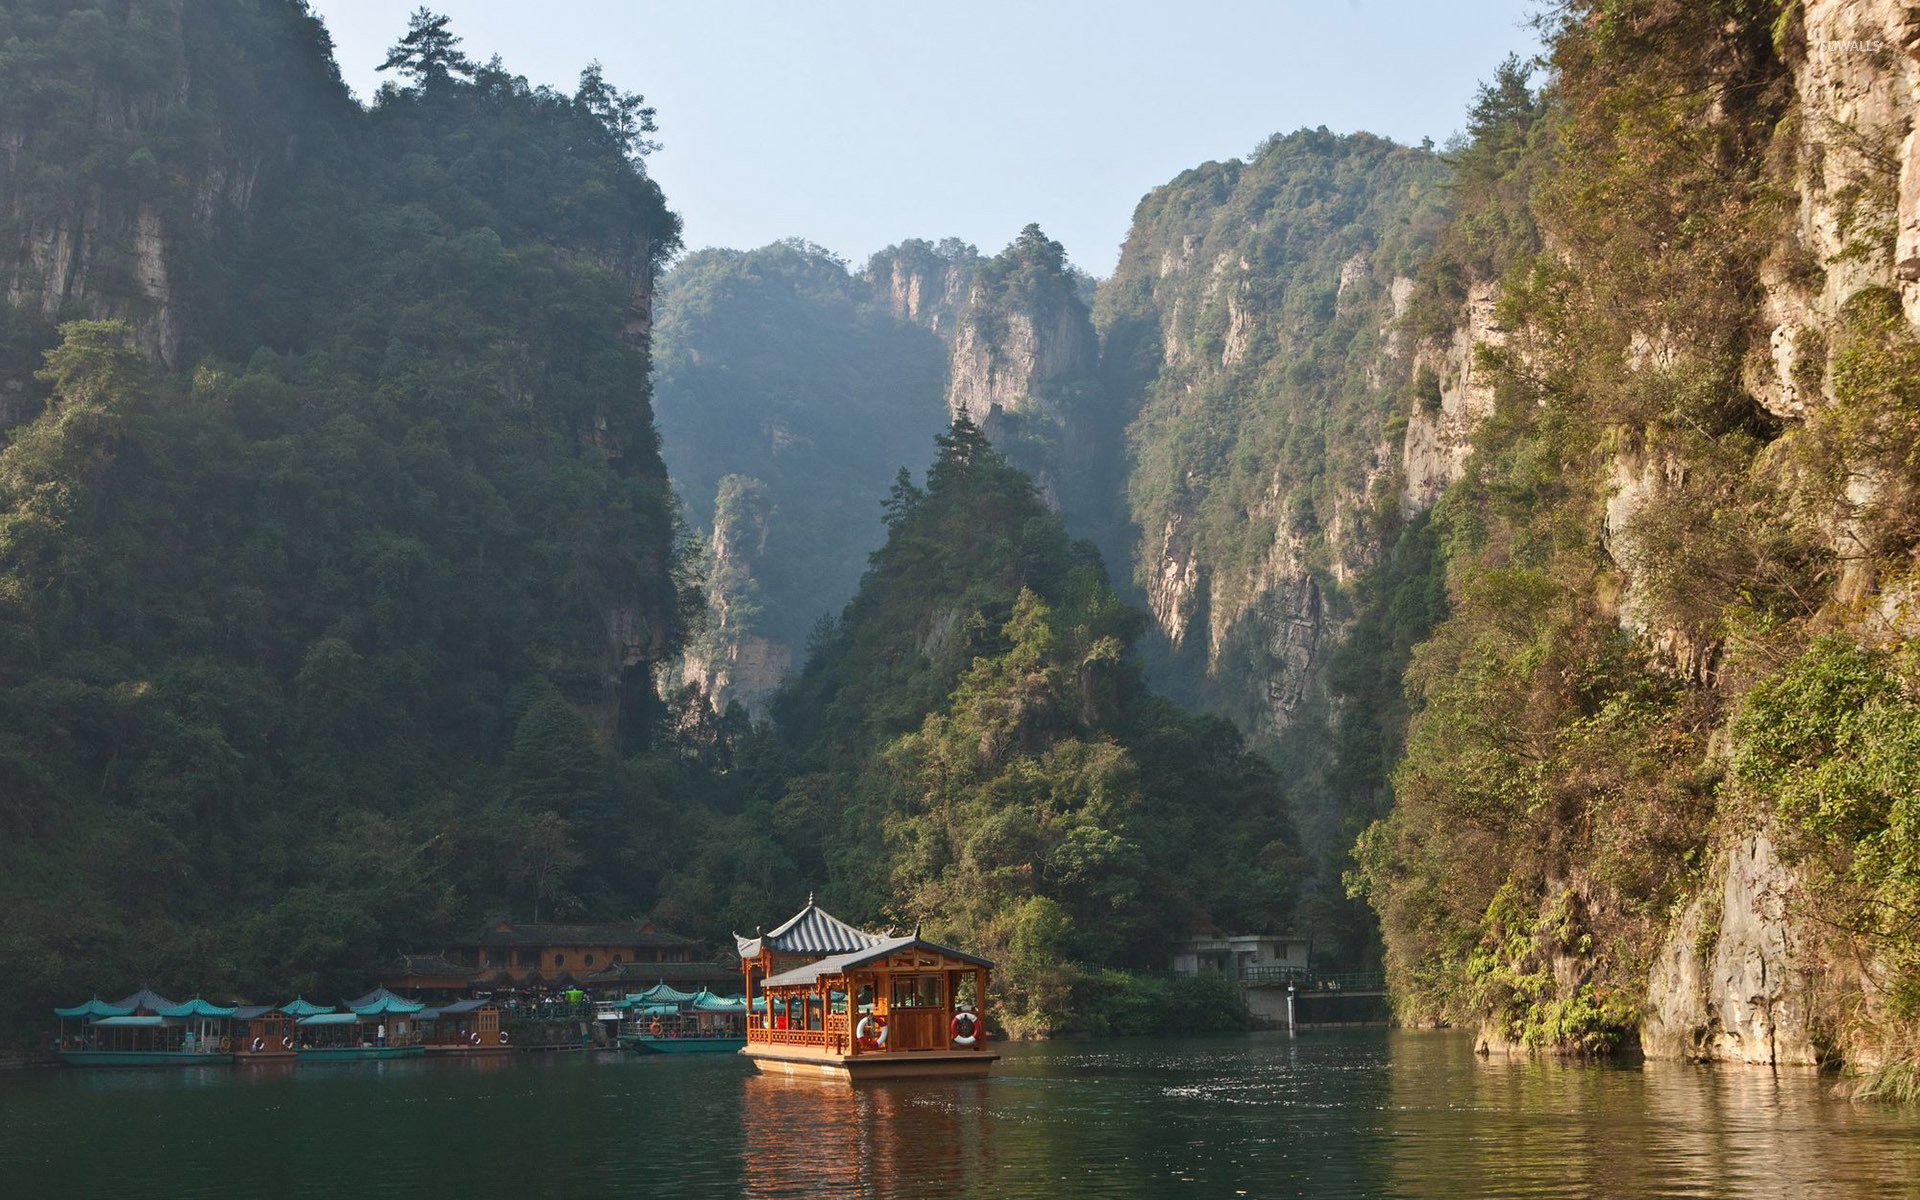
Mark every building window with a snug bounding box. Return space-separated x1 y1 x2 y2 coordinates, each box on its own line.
584 954 595 968
554 953 565 969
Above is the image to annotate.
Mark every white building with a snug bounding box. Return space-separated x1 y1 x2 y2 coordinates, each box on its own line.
1170 934 1310 977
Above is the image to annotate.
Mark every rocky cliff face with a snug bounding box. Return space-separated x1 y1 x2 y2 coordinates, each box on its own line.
1095 131 1448 749
0 0 343 377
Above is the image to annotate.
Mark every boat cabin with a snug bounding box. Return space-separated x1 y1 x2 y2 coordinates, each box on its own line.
417 998 507 1054
736 899 995 1079
230 1005 296 1061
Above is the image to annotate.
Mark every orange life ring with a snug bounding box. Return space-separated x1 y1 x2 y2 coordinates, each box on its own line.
649 1020 663 1035
950 1010 979 1046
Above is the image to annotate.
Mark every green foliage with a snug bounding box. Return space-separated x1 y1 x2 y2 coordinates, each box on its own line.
653 241 950 654
1732 636 1920 1014
763 418 1301 1032
0 4 694 1045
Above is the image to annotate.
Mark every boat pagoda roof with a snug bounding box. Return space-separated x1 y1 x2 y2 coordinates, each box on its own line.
229 1005 279 1021
279 997 335 1017
346 987 424 1016
55 997 134 1019
735 898 893 959
161 998 238 1018
298 1012 361 1026
418 998 494 1019
94 1015 168 1028
113 988 179 1014
760 934 993 989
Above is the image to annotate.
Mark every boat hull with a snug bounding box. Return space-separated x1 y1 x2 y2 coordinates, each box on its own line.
295 1045 426 1061
741 1045 996 1081
60 1050 232 1068
422 1043 512 1056
622 1035 746 1055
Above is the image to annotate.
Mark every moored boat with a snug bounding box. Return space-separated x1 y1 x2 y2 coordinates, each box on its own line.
54 991 237 1068
418 998 510 1054
736 900 997 1081
618 985 748 1054
293 988 426 1060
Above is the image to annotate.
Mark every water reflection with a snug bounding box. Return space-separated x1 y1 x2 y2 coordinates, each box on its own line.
1 1033 1917 1199
1385 1033 1920 1199
742 1072 995 1198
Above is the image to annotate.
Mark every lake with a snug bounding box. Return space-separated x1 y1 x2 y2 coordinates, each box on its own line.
2 1031 1916 1198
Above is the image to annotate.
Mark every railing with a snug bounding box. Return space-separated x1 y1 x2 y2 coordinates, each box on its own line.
748 1027 829 1047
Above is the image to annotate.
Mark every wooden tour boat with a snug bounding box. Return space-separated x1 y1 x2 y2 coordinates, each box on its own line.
55 991 240 1068
293 988 426 1060
418 998 510 1054
617 984 748 1054
736 899 997 1081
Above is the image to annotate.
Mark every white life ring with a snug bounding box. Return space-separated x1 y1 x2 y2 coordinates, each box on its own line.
250 1037 265 1053
499 1029 509 1045
855 1015 888 1048
469 1031 481 1046
950 1010 979 1047
281 1036 294 1050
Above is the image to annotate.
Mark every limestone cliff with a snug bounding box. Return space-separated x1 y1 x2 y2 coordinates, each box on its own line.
0 0 348 378
1095 131 1448 750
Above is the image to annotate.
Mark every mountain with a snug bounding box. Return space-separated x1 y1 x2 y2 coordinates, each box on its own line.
1350 0 1920 1079
651 241 950 711
0 3 688 1038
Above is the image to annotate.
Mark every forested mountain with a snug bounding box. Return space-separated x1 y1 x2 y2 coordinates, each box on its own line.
0 2 692 1038
1348 0 1920 1081
651 242 949 710
763 414 1297 1034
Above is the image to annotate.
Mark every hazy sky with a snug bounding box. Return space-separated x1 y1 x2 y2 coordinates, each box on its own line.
306 1 1542 274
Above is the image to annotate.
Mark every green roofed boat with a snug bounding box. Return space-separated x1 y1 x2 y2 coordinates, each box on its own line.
293 988 426 1060
618 986 748 1054
54 992 237 1067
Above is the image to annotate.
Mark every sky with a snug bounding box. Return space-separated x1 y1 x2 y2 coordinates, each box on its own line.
306 1 1543 275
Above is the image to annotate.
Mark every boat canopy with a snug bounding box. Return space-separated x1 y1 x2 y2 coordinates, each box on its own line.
418 998 494 1020
230 1005 279 1021
634 1003 679 1016
112 988 180 1014
689 991 748 1012
297 1012 361 1026
350 995 424 1017
630 983 696 1004
161 999 238 1019
280 997 335 1017
93 1015 168 1027
54 998 134 1019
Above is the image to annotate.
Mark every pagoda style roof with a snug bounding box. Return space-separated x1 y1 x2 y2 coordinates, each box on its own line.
760 935 993 989
346 987 424 1016
735 899 892 959
112 988 179 1014
279 997 335 1017
161 999 238 1019
55 998 134 1019
418 998 494 1020
230 1005 279 1021
468 921 693 949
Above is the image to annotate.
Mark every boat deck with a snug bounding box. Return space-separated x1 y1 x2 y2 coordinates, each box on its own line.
741 1044 996 1080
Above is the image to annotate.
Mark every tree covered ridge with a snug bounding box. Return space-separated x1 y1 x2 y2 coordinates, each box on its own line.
1350 0 1920 1072
760 414 1300 1034
0 4 692 1041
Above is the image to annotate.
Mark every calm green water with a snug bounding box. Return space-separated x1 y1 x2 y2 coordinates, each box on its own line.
2 1032 1917 1199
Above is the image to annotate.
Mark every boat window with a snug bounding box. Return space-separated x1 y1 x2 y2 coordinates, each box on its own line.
890 975 944 1008
585 954 595 967
554 953 566 969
